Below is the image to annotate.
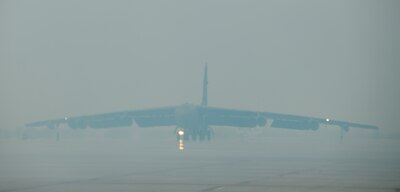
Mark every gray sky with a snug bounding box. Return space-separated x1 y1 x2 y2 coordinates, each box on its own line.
0 0 399 132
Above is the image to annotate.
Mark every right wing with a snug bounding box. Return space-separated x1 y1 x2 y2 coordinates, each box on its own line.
25 106 178 129
202 106 378 131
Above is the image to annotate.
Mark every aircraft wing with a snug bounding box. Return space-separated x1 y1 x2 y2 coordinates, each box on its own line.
25 106 178 129
26 105 378 131
202 106 378 131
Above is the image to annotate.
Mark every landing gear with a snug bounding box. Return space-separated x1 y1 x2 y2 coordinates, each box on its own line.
191 131 198 141
339 126 349 144
56 125 60 141
204 127 214 142
176 126 213 143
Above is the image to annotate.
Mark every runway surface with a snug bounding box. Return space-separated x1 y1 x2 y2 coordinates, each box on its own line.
0 132 399 192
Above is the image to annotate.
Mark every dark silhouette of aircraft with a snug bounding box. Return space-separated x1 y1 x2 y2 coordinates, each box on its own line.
26 65 378 143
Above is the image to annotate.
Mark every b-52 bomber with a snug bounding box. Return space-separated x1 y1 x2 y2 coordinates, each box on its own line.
26 65 378 149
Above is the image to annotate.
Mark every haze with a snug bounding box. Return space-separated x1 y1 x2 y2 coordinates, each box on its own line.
0 1 400 191
1 0 399 132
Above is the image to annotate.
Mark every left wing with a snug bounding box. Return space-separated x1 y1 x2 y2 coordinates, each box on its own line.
202 106 378 131
25 106 178 129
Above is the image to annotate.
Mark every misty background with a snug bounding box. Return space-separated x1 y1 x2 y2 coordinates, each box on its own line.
1 1 400 191
0 0 399 135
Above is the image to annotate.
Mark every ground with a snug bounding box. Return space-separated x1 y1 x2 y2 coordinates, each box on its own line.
0 131 399 192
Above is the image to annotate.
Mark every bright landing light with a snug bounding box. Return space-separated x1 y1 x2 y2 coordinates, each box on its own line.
325 118 330 122
178 130 184 136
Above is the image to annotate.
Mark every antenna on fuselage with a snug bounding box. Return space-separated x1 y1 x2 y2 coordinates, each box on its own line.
201 63 208 106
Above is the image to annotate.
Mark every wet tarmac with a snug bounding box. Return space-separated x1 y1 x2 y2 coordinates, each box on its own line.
0 133 399 192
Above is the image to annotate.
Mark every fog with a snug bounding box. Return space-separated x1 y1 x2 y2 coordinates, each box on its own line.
1 0 400 191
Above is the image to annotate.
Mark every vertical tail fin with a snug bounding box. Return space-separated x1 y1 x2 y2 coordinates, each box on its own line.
201 63 208 106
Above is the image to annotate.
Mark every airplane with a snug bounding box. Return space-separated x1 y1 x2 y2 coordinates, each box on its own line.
25 64 378 147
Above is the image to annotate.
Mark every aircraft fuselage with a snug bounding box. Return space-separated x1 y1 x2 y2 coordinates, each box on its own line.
175 104 211 141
